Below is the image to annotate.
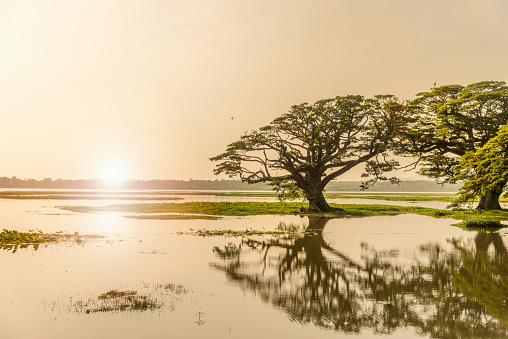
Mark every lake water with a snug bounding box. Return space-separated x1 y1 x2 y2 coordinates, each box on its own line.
1 190 507 338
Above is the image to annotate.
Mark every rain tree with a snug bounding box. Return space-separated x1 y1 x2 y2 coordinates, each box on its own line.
210 95 406 212
449 125 508 210
398 81 508 210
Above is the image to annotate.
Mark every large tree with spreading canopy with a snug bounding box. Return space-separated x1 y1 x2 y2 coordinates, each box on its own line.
397 81 508 210
210 95 406 212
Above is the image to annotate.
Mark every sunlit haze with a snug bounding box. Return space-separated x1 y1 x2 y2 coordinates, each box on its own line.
98 161 129 182
1 0 507 180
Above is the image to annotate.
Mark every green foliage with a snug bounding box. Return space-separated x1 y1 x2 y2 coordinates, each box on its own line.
360 159 400 189
268 179 305 202
449 125 508 208
400 81 508 186
61 201 309 216
454 220 505 230
0 229 44 244
60 201 508 221
211 95 407 211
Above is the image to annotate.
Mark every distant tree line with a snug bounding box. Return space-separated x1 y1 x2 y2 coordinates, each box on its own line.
0 176 457 192
0 177 271 190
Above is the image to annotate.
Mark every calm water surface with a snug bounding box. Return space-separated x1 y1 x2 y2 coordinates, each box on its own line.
1 190 507 338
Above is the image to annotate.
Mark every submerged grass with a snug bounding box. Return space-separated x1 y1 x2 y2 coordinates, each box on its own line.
78 290 161 314
59 201 508 221
181 228 303 238
71 283 189 315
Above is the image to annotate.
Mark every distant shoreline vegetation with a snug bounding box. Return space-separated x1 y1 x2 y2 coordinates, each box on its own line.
0 177 458 192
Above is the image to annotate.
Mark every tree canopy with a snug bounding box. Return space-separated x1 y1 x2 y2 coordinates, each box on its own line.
449 124 508 209
210 95 406 212
398 80 508 209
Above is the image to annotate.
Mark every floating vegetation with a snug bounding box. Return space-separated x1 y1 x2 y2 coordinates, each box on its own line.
180 229 287 237
76 290 161 314
455 220 505 232
71 283 189 315
180 223 305 238
0 229 105 253
138 250 168 255
60 201 508 221
0 229 53 243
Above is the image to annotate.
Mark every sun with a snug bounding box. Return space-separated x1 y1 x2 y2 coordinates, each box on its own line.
100 161 128 182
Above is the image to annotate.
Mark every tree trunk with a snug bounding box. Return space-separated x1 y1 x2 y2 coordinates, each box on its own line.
305 184 343 212
476 190 503 210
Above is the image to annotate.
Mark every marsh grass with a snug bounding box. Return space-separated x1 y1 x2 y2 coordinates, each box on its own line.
72 283 188 315
59 201 304 216
60 201 508 221
454 220 505 232
181 221 306 237
77 290 161 314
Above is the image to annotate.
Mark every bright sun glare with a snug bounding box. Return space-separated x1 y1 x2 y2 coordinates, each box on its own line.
100 162 128 182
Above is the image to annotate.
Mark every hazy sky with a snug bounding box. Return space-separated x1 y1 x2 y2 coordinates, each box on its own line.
1 0 507 180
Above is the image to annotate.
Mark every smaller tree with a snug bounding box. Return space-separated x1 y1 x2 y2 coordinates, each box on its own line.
395 81 508 210
449 125 508 210
210 95 406 212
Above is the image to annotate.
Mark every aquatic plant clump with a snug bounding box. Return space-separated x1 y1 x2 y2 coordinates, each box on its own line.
182 221 306 238
0 229 55 244
78 290 162 314
455 220 505 231
72 284 189 315
181 228 299 238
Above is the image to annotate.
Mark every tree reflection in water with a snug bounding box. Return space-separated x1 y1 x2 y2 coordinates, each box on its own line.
211 217 508 338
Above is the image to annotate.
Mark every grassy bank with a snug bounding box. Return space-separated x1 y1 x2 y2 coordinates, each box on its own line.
59 201 508 221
